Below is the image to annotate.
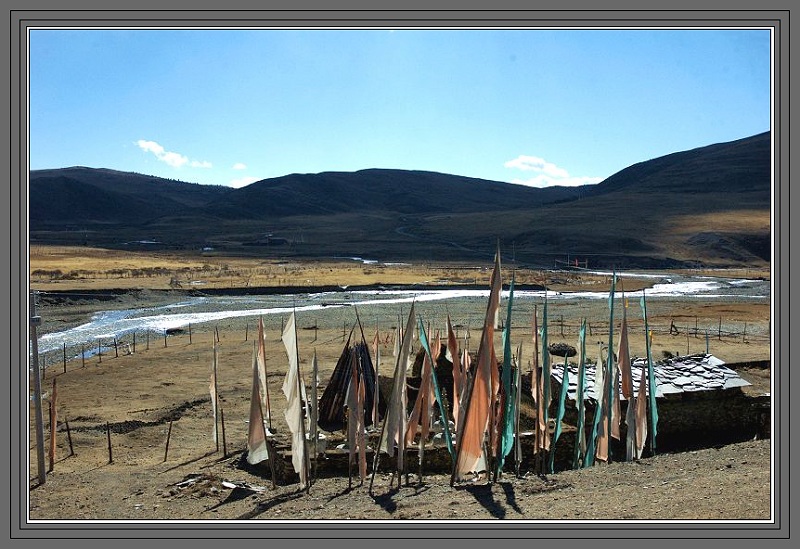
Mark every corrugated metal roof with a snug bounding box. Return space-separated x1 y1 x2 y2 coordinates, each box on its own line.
550 353 751 402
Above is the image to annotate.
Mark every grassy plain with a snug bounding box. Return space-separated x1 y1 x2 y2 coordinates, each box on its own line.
29 244 770 292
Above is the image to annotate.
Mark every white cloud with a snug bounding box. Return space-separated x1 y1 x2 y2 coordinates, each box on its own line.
504 154 602 188
232 162 247 170
136 140 212 169
504 155 569 178
228 176 260 189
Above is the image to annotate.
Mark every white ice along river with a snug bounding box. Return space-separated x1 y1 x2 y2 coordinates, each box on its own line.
31 272 770 364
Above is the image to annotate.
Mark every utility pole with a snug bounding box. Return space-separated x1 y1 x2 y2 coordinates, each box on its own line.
29 292 46 485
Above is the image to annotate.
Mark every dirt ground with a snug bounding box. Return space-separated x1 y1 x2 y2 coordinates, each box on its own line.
22 252 777 535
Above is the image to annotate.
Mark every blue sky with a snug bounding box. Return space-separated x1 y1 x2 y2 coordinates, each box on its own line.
28 27 772 189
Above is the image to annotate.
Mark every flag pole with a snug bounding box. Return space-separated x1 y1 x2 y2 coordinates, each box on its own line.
311 349 319 483
257 390 277 489
513 344 523 478
259 317 273 432
212 340 220 453
30 292 46 485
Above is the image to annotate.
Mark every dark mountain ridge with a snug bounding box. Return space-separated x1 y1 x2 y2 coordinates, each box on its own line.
28 132 772 268
589 131 770 195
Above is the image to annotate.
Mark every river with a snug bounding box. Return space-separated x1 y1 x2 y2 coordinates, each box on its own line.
30 271 769 366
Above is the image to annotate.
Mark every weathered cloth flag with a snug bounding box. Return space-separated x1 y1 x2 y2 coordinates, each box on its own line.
451 249 501 483
378 303 416 475
282 312 309 489
246 348 270 465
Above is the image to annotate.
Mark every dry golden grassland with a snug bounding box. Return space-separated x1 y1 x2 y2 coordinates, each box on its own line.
28 245 770 293
29 245 497 291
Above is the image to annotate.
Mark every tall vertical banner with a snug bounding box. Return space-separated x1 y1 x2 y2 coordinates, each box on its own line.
619 300 637 461
418 320 454 461
548 354 569 473
573 319 587 469
446 315 462 434
603 272 618 462
451 249 501 484
640 290 659 454
282 312 309 489
497 274 516 476
539 295 551 454
247 348 270 465
378 302 415 477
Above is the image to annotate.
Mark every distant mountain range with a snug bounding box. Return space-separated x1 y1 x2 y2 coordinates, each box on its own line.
29 131 771 269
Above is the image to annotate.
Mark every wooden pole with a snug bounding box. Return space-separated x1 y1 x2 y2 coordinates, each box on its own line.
163 420 173 462
146 331 150 350
114 337 119 358
718 317 722 340
132 332 136 353
81 345 85 368
212 342 220 453
65 419 74 457
311 350 319 483
189 324 192 345
49 378 57 472
245 323 248 342
220 407 228 458
97 339 102 363
30 292 45 485
164 331 168 348
106 422 113 464
257 395 277 489
62 343 67 373
513 355 523 478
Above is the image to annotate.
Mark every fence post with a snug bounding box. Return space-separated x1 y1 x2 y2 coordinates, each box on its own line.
65 418 74 457
106 422 113 464
220 407 228 458
163 420 173 462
